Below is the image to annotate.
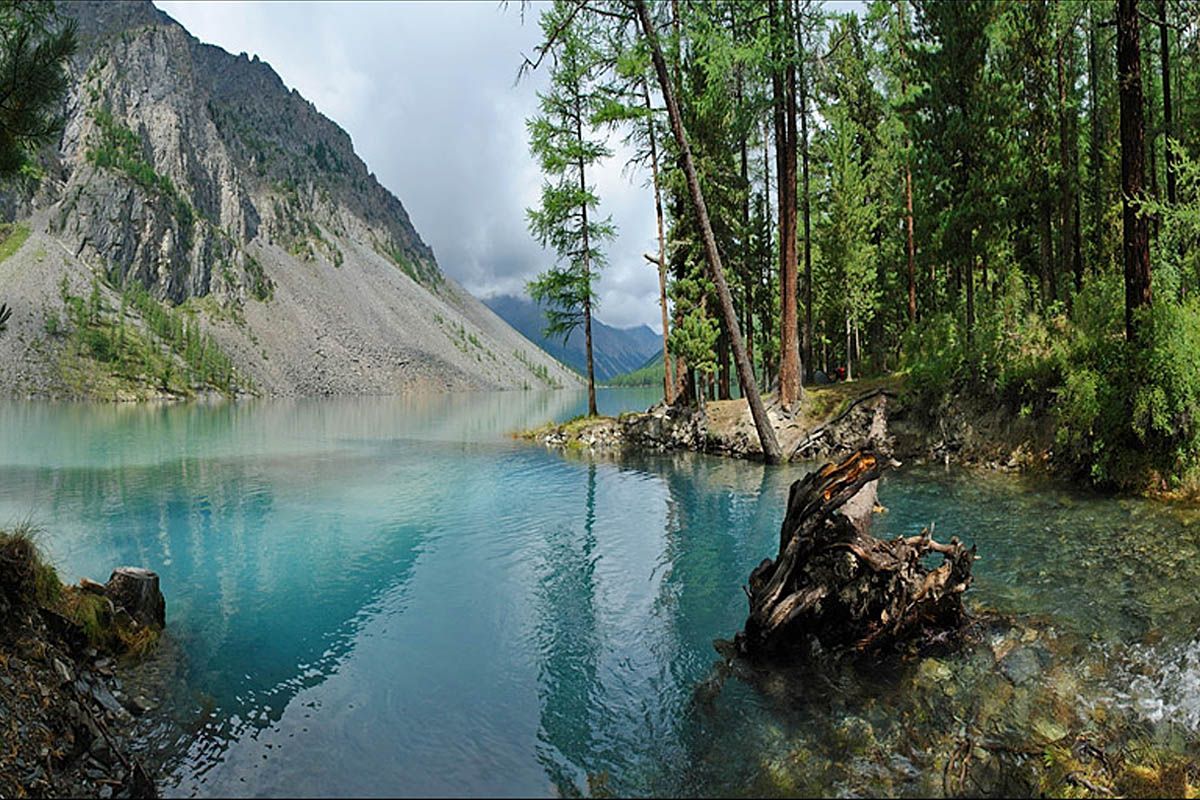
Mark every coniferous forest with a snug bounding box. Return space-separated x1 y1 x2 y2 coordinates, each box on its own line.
524 0 1200 489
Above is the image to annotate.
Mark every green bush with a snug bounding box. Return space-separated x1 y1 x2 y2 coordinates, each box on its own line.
86 108 197 249
900 310 965 412
900 266 1200 489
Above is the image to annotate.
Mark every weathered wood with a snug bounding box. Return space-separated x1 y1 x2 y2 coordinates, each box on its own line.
736 450 973 657
105 567 165 630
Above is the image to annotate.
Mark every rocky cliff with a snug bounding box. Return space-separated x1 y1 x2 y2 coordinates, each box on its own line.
0 0 578 398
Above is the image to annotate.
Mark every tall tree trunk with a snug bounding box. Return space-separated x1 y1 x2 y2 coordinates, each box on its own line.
576 93 598 417
718 328 731 399
896 0 918 324
771 0 801 410
635 0 784 464
737 53 754 392
761 117 775 388
965 224 975 348
1039 196 1055 306
797 0 814 376
1118 0 1152 341
740 133 754 392
1158 0 1176 205
1087 2 1104 275
1057 22 1078 295
1073 194 1083 290
844 313 852 381
643 80 674 405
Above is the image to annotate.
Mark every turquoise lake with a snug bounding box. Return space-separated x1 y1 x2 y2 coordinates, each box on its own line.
3 388 1200 796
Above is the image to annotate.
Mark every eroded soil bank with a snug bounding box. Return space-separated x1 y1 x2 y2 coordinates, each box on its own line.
522 376 1057 476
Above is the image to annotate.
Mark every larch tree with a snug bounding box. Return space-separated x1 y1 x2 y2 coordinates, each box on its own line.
524 3 615 417
769 0 803 409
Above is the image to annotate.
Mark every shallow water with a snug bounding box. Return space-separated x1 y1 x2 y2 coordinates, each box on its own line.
1 388 1198 796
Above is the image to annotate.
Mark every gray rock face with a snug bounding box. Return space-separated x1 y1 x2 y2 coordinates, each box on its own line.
0 1 580 397
50 0 434 305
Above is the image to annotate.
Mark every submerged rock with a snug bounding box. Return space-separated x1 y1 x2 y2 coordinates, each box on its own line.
999 647 1042 686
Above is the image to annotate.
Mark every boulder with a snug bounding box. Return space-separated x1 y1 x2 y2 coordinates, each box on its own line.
104 568 165 630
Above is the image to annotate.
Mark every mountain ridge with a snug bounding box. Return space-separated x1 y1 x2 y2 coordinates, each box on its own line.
0 0 580 398
482 293 662 383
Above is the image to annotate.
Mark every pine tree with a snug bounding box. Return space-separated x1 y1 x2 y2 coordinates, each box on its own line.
0 1 75 177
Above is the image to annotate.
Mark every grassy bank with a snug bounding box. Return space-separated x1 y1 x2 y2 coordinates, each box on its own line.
0 524 159 656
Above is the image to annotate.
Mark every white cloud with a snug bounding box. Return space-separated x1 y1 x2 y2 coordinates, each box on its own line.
156 0 662 332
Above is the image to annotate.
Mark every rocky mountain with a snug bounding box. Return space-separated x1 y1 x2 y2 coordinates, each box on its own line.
482 293 662 383
0 0 579 398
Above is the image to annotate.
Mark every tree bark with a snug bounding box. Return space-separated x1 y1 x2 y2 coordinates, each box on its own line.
761 117 775 388
966 224 975 348
896 0 918 324
1158 0 1176 205
643 80 674 405
771 0 801 410
635 0 783 464
576 90 598 417
735 451 973 658
1118 0 1151 341
797 0 814 378
105 567 166 630
1057 19 1078 294
1087 3 1104 275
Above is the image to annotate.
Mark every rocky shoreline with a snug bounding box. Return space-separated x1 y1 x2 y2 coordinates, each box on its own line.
521 378 1057 479
0 533 166 799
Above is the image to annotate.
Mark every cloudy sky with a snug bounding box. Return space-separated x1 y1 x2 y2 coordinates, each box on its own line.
155 0 664 331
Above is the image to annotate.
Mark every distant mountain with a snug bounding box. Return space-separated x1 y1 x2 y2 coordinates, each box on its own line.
607 350 664 387
483 294 662 382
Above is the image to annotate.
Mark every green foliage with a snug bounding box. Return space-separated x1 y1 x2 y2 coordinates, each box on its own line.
814 98 880 346
608 353 664 387
514 348 561 388
0 2 76 177
55 277 244 397
377 240 441 288
244 254 273 301
0 221 30 264
900 311 965 411
0 522 60 608
670 306 719 378
86 107 196 248
524 2 616 408
903 265 1200 489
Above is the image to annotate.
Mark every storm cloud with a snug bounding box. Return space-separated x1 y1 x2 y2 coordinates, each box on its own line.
156 0 663 331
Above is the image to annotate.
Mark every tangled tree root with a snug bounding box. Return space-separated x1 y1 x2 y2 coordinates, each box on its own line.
734 450 975 658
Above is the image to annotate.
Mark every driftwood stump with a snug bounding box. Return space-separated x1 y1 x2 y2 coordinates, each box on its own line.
735 450 973 658
105 568 166 630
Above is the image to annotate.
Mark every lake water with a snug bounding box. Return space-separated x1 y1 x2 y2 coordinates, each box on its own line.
2 388 1199 796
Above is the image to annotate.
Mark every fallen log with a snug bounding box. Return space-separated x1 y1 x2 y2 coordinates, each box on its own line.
734 450 974 658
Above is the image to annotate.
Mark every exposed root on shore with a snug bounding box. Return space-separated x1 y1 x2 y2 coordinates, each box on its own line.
734 450 974 659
